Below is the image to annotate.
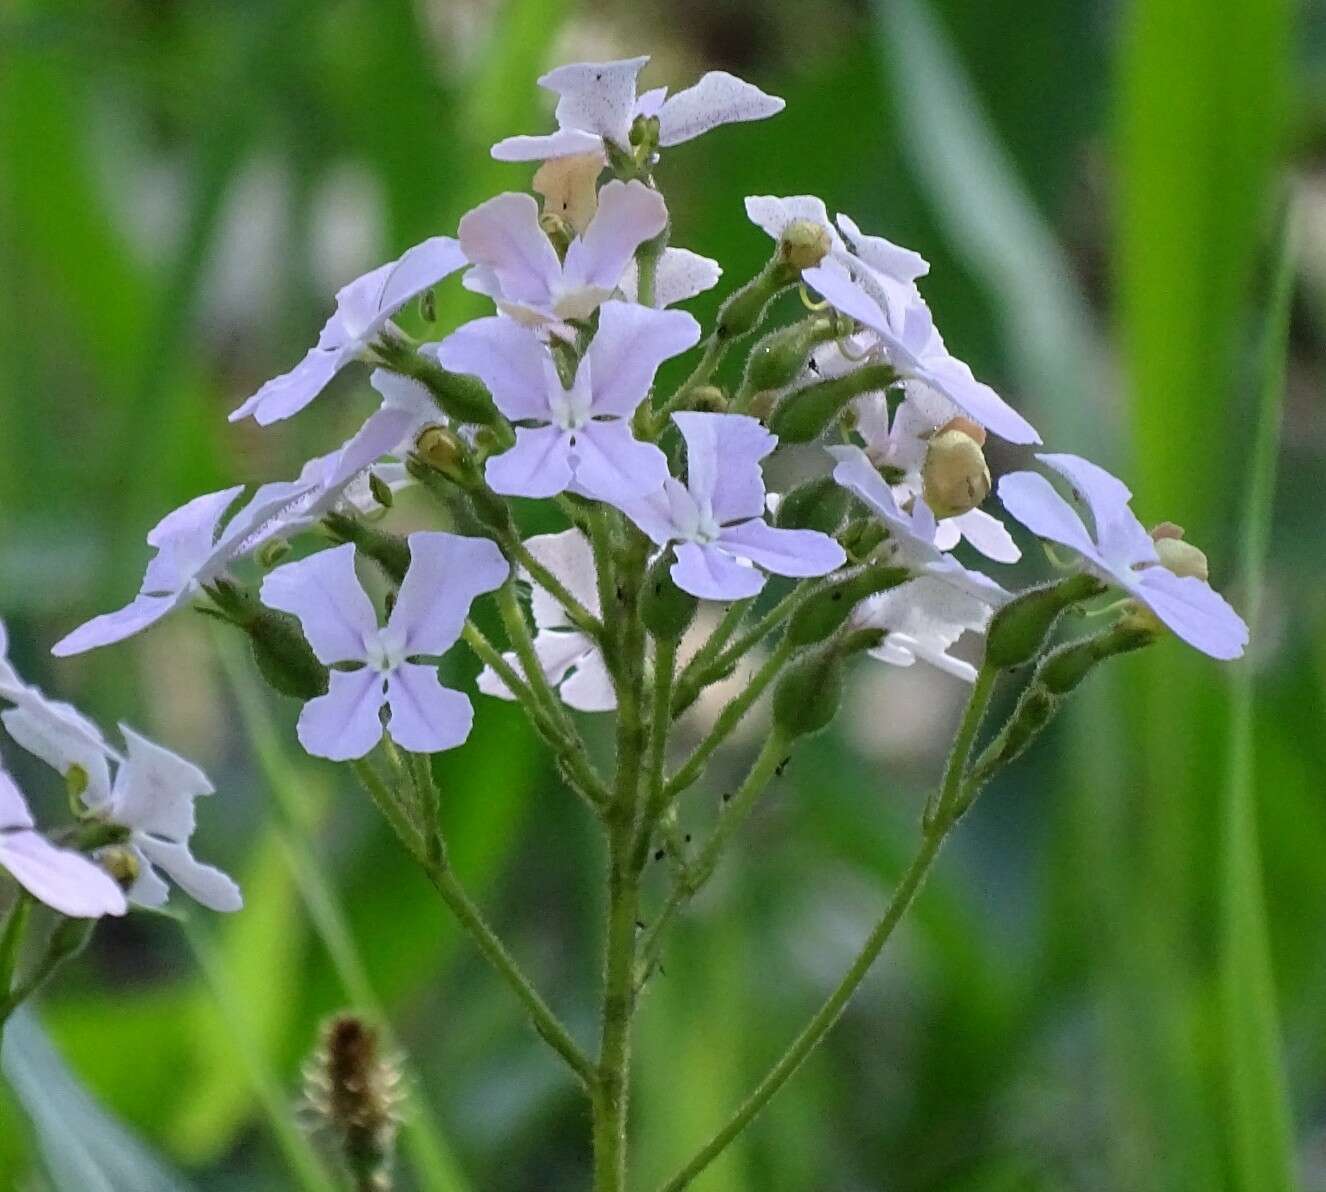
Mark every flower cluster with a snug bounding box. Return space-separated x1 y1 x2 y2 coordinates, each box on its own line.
1 620 238 919
10 48 1256 1184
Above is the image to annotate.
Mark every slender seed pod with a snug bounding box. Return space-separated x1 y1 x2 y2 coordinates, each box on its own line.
374 339 499 427
205 580 329 700
323 512 411 585
772 644 845 740
1036 623 1155 695
716 259 797 342
741 316 838 396
769 362 898 443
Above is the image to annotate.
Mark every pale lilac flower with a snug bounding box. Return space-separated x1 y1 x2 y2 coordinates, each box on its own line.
260 535 508 760
851 577 993 683
802 264 1040 446
491 57 784 164
477 529 616 712
0 682 240 911
614 413 846 600
853 384 1020 564
744 197 927 314
229 236 466 425
619 247 722 308
997 454 1249 660
0 767 126 919
457 180 666 331
435 300 697 501
829 445 1008 605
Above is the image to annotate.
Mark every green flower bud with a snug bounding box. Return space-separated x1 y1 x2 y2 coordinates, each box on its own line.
786 563 909 648
920 421 991 519
205 580 330 700
772 644 845 740
779 219 832 271
367 471 395 510
742 316 838 397
838 517 888 563
323 512 411 585
688 384 727 413
415 425 469 480
991 685 1059 768
769 362 897 444
1036 623 1155 695
467 487 514 537
374 340 499 427
984 573 1105 670
641 552 698 642
775 475 852 535
716 259 797 342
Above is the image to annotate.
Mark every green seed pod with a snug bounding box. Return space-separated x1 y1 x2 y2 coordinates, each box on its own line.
205 579 330 700
396 355 499 427
322 512 411 585
772 644 845 740
786 563 909 648
1037 623 1155 695
467 486 514 537
992 685 1060 768
716 259 797 342
774 475 851 535
641 552 698 642
769 362 898 444
838 517 887 562
687 384 728 413
742 317 838 396
983 573 1105 670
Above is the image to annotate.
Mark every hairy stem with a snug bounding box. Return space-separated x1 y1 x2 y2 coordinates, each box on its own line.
671 600 751 716
924 665 997 828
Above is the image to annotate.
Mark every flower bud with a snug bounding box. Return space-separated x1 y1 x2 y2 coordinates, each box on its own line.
98 844 140 889
304 1014 402 1192
205 580 330 700
688 385 727 414
984 573 1105 670
1036 622 1154 695
323 512 411 585
374 341 499 427
772 644 845 740
415 425 468 479
716 259 798 341
742 316 838 396
1153 536 1209 582
779 219 832 271
920 424 991 519
838 517 887 562
641 553 698 642
769 362 898 443
367 471 395 510
775 475 852 535
787 562 909 648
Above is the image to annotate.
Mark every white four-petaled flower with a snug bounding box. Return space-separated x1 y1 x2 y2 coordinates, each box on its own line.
435 300 698 501
612 413 846 600
260 534 509 761
491 56 784 165
997 454 1249 660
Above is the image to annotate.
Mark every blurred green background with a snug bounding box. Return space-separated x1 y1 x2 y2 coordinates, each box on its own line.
0 0 1321 1188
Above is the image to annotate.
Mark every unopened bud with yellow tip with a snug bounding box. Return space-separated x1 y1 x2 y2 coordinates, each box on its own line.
921 418 991 519
1151 524 1209 582
414 425 468 480
779 219 832 272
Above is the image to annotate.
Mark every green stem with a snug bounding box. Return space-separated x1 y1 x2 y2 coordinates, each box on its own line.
649 337 725 432
664 636 796 805
924 665 997 828
656 823 947 1192
505 534 603 640
0 894 32 1000
462 621 609 810
671 600 752 715
632 638 678 872
593 533 650 1192
637 732 788 988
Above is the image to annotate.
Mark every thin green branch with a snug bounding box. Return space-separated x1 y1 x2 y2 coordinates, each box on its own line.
504 534 603 640
671 600 752 715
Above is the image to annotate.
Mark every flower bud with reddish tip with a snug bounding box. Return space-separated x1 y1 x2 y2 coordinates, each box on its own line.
921 423 991 519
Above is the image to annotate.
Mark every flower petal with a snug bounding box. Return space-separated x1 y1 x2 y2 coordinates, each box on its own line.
612 477 697 547
229 345 342 425
297 668 386 761
561 180 667 298
135 837 242 912
1 699 114 808
583 300 700 417
385 663 474 753
541 57 649 146
431 315 558 423
492 127 607 162
558 645 617 712
458 192 561 309
717 519 846 578
569 419 670 503
950 508 1022 563
671 542 767 601
835 211 929 283
0 830 127 918
485 425 575 498
0 768 34 831
1036 453 1156 568
622 247 722 309
996 470 1100 562
389 531 509 657
524 530 602 625
673 411 774 525
50 593 181 658
1132 568 1249 661
372 235 466 320
108 725 212 841
657 72 785 146
260 544 377 665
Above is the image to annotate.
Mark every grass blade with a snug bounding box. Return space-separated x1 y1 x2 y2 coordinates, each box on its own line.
2 1007 197 1192
1218 203 1298 1192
